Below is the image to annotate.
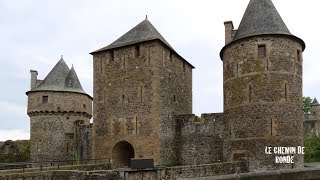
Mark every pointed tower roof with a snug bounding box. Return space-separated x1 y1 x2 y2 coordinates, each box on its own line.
90 18 194 68
27 57 91 97
65 66 84 92
220 0 305 59
91 18 172 53
233 0 291 41
311 98 320 106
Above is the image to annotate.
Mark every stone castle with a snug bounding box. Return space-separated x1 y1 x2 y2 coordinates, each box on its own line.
26 0 307 172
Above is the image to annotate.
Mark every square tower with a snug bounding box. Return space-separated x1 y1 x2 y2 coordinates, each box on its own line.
90 18 194 166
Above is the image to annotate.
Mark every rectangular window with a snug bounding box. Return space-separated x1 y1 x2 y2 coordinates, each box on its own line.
258 45 266 58
42 96 48 103
297 50 301 62
110 50 114 62
135 45 140 57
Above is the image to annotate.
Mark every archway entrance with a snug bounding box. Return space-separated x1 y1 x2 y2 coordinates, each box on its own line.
112 141 134 167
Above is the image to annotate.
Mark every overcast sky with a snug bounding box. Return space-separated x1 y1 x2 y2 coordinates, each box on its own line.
0 0 319 141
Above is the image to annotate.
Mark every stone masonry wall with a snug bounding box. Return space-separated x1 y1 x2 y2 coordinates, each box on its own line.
174 113 224 165
157 43 193 165
27 91 92 163
221 35 304 171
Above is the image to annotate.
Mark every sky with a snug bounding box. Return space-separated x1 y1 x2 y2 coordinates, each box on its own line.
0 0 319 141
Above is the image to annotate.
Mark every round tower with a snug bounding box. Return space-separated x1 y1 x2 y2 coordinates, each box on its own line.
220 0 305 171
310 98 320 115
26 58 92 163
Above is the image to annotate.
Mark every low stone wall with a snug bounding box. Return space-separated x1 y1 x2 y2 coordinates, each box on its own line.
184 167 320 180
0 161 247 180
160 161 247 179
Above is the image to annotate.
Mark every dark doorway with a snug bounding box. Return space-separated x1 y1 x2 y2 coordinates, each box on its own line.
112 141 134 167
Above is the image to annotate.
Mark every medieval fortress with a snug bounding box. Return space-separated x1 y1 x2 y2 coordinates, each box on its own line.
26 0 316 173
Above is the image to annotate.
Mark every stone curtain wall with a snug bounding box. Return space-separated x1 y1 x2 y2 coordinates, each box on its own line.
174 113 224 165
221 35 304 171
158 42 193 165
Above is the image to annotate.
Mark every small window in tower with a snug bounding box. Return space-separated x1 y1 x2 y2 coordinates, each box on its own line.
173 94 176 102
297 50 301 62
83 104 86 108
183 62 186 73
110 50 114 62
258 45 266 58
135 45 140 57
42 96 48 103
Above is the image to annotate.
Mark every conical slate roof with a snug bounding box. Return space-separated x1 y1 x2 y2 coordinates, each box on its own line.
233 0 291 41
311 98 320 106
91 18 172 53
65 66 84 92
27 58 89 96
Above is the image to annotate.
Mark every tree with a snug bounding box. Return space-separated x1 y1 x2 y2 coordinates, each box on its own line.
304 135 320 162
303 96 312 114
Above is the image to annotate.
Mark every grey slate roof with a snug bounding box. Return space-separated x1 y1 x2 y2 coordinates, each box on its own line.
311 98 320 106
27 58 90 96
90 18 194 68
233 0 291 41
91 19 173 53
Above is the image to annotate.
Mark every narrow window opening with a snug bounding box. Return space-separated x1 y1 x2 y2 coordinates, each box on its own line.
148 47 151 65
270 119 273 136
173 94 176 102
168 73 171 80
183 62 186 73
258 45 266 58
83 104 86 108
297 50 301 62
248 85 252 102
110 51 114 63
140 86 143 102
100 58 103 73
285 83 288 101
66 143 69 153
42 96 48 103
236 63 240 76
135 116 138 134
135 45 140 57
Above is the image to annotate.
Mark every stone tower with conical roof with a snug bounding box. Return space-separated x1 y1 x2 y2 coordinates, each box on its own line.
26 57 93 163
310 98 320 115
90 17 194 166
221 0 305 171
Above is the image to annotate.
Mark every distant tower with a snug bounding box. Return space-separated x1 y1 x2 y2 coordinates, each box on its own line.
90 18 194 166
220 0 305 171
310 98 320 115
26 58 93 163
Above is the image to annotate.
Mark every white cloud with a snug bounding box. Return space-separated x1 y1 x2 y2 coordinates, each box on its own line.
0 101 26 118
0 129 29 141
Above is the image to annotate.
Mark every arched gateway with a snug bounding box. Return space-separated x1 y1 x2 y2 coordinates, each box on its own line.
112 141 134 167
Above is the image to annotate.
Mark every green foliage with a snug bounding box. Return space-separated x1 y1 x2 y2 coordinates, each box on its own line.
195 116 204 122
17 141 30 162
304 135 320 162
0 140 30 163
303 96 312 113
